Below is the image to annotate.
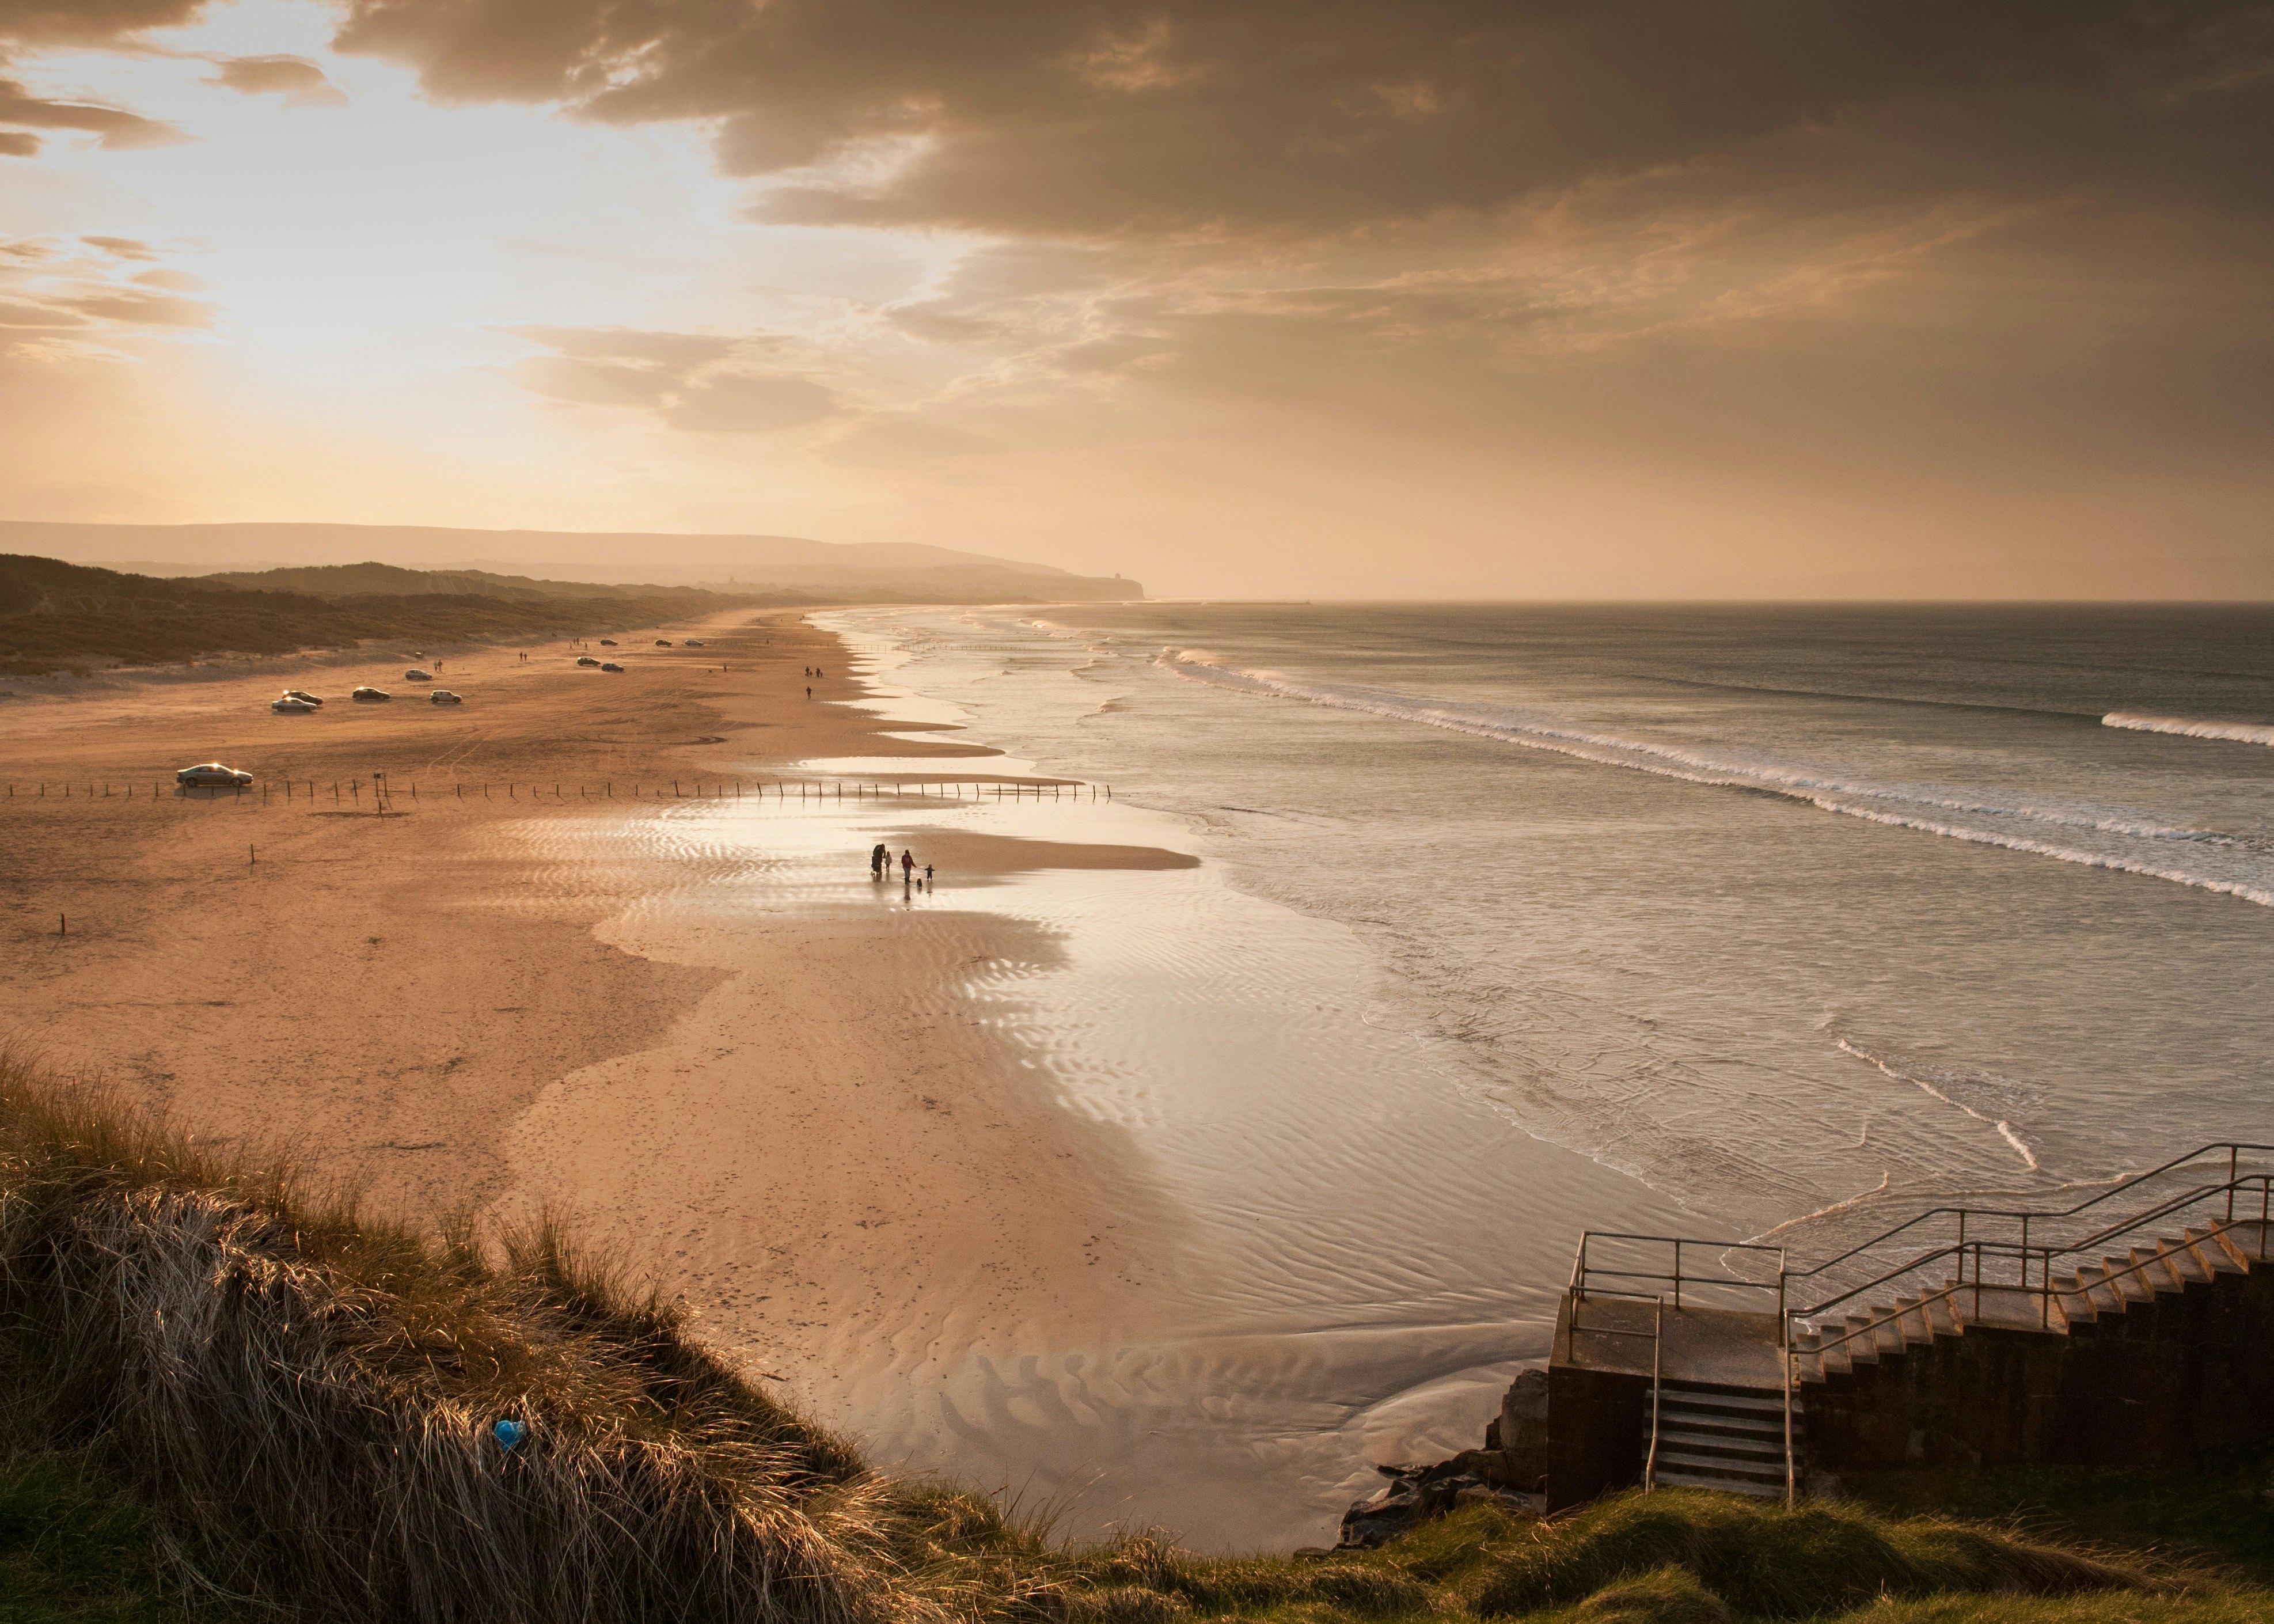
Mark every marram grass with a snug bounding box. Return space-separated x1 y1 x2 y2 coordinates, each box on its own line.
0 1048 2261 1623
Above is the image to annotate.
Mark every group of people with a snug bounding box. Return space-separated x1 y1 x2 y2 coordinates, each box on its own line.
871 843 933 889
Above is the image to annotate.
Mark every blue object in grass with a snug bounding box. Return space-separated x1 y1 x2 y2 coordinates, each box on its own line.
493 1418 529 1451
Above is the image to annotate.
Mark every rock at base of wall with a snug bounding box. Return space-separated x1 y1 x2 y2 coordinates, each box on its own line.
1334 1367 1552 1549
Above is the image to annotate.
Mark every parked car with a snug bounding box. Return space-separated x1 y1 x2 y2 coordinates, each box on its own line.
404 668 434 681
576 655 601 667
654 639 674 646
598 639 618 646
271 696 317 714
685 639 705 647
351 686 391 702
176 763 253 787
429 689 464 705
281 689 323 706
600 661 625 673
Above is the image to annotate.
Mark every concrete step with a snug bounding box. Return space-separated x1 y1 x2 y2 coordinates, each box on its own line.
1653 1448 1786 1482
2156 1238 2211 1286
1653 1416 1782 1446
2127 1247 2185 1294
1659 1387 1788 1417
1656 1433 1783 1467
2193 1224 2256 1273
1654 1467 1783 1498
2100 1259 2155 1304
1921 1292 1964 1337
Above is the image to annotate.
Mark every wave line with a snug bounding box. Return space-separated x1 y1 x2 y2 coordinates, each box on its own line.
2104 711 2274 748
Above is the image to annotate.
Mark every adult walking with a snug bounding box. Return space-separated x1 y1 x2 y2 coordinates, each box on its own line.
871 843 887 881
900 849 915 883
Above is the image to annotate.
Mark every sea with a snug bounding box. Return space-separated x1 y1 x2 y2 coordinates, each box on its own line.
791 601 2274 1544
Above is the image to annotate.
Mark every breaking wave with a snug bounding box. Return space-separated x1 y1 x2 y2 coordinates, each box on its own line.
1163 650 2274 908
2103 711 2274 748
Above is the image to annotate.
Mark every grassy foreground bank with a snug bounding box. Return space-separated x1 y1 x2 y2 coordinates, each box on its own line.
0 1052 2264 1624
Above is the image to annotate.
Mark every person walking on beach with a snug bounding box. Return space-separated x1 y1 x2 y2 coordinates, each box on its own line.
871 843 887 880
806 685 812 700
924 862 933 887
900 849 914 883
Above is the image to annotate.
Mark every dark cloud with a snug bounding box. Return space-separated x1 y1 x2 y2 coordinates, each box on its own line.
0 0 208 48
327 1 2274 236
0 77 183 149
0 129 32 156
207 54 347 106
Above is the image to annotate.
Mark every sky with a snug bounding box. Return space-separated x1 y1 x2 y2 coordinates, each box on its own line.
1 0 2270 599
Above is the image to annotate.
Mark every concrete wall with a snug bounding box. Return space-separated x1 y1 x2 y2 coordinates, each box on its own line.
1803 1263 2274 1471
1546 1363 1652 1511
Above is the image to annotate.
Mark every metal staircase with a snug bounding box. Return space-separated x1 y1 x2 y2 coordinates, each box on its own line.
1566 1144 2274 1504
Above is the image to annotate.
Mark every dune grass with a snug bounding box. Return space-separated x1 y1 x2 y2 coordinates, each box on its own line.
0 554 741 676
0 1046 2264 1623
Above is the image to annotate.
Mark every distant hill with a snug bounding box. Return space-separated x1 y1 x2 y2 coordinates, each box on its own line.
0 522 1144 602
0 555 742 677
196 562 726 602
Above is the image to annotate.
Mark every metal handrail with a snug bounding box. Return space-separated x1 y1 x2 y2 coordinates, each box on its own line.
1563 1287 1667 1493
1792 1173 2274 1361
1783 1143 2274 1286
1573 1231 1787 1327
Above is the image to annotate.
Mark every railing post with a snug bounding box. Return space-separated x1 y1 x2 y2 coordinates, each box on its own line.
1673 1239 1683 1310
1784 1348 1796 1508
2229 1148 2238 1222
1646 1296 1663 1494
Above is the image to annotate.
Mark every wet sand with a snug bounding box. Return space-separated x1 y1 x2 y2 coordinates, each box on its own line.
0 606 1678 1550
0 611 1151 1308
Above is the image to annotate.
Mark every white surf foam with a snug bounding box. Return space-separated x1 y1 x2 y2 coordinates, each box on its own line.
1164 651 2274 909
2103 711 2274 748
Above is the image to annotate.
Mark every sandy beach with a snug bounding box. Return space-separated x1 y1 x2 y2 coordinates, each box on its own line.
1 606 1679 1549
0 610 1261 1528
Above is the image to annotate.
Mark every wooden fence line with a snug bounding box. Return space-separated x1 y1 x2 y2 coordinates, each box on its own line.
3 779 1112 805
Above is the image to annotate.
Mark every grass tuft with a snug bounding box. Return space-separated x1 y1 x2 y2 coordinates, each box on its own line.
1471 1489 2145 1619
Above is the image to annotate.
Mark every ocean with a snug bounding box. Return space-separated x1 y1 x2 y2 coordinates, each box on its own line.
796 601 2274 1544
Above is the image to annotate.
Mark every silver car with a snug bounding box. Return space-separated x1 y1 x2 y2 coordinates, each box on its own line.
429 689 464 705
404 668 434 681
177 762 254 787
271 696 317 714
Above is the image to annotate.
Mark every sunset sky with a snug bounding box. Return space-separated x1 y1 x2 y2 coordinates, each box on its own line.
2 1 2269 598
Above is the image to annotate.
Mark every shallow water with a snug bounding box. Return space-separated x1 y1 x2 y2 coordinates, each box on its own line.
817 603 2274 1237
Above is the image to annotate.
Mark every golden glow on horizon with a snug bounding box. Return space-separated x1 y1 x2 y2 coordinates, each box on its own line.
1 0 2268 598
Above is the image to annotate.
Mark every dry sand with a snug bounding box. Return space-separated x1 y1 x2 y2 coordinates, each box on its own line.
0 608 1182 1415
